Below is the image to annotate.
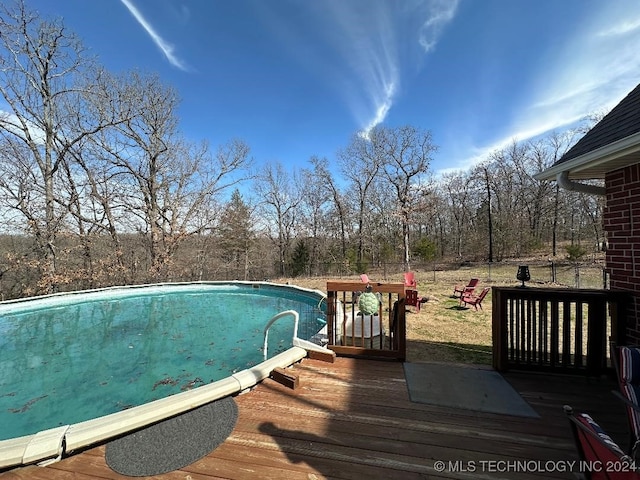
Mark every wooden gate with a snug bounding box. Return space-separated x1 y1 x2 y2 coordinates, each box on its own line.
325 281 406 361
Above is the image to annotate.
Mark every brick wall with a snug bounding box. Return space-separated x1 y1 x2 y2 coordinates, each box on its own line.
605 164 640 343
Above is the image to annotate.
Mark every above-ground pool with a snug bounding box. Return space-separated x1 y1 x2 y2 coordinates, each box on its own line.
0 282 327 469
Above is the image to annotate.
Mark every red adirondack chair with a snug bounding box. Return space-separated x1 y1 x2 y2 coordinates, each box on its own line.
461 287 490 311
405 288 423 312
403 271 417 288
453 278 479 298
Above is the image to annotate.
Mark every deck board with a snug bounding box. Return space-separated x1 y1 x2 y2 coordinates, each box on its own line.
0 356 629 480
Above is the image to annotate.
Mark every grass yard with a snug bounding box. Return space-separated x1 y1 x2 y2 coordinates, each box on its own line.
274 261 606 366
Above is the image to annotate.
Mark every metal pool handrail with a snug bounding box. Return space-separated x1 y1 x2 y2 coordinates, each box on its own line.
263 310 299 361
263 310 330 361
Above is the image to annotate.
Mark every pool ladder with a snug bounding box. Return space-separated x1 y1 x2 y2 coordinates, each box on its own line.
263 310 327 360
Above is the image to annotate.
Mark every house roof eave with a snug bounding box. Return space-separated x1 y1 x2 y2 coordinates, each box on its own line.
534 130 640 181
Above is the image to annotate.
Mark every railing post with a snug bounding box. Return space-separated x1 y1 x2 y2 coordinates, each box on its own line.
327 291 336 346
397 295 407 362
609 291 629 347
492 287 508 371
587 298 607 375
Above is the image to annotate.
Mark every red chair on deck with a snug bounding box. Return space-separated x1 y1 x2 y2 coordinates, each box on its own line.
611 344 640 458
564 405 639 479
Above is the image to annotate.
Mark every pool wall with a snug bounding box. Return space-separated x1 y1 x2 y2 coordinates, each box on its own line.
0 281 327 469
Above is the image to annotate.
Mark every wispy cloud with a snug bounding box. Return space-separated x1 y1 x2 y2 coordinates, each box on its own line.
311 1 398 138
331 1 457 137
418 0 459 53
119 0 189 71
597 18 640 37
360 82 397 138
453 10 640 173
262 1 457 139
526 15 640 138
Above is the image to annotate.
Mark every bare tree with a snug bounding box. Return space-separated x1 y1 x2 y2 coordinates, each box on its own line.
543 130 583 256
298 164 332 275
58 70 144 286
338 132 383 269
475 163 494 262
0 1 120 291
365 180 400 273
374 125 436 271
524 140 557 244
254 162 302 276
308 156 349 260
475 141 530 260
440 170 474 259
91 72 251 280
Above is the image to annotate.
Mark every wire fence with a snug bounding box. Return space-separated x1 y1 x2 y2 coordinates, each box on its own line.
292 259 607 290
412 260 607 290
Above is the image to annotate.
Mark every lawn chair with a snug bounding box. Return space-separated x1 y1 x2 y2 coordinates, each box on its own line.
611 343 640 459
405 288 423 313
403 271 417 288
453 278 479 299
564 405 639 479
461 287 490 311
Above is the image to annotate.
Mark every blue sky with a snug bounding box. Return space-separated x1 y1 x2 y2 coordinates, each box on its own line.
25 0 640 175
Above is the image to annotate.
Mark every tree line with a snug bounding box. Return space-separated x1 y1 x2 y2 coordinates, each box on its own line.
0 1 603 299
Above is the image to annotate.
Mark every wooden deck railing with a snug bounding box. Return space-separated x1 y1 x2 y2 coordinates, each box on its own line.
325 281 406 361
492 286 630 375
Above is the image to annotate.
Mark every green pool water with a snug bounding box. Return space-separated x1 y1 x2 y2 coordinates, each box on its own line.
0 283 326 441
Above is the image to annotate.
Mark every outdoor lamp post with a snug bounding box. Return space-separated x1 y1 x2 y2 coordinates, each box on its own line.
516 265 530 288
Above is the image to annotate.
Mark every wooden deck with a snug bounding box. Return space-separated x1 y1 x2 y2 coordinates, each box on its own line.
0 357 629 480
